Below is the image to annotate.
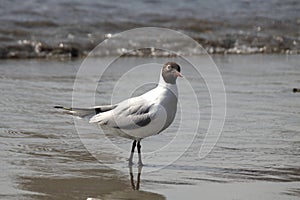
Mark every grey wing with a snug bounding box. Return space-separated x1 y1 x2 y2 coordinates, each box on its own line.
89 98 154 129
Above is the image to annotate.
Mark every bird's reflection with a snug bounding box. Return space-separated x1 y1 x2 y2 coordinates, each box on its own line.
129 165 143 190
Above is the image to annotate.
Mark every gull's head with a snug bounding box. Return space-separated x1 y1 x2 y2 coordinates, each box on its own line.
162 62 183 84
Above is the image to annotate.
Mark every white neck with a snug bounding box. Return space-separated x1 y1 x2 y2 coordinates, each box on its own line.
157 71 178 96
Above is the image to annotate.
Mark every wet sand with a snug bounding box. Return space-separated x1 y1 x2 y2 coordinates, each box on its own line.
153 181 300 200
0 55 299 199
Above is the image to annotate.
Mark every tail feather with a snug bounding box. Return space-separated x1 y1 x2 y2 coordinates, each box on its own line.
54 105 117 118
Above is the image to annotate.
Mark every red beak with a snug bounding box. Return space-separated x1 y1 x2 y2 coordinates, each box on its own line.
176 71 183 78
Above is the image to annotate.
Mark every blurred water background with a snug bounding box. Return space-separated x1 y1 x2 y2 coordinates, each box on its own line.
0 0 299 58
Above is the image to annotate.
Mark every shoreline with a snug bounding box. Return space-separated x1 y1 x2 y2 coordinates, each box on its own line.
1 48 299 60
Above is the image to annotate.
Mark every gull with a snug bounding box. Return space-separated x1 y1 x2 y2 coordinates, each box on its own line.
55 62 182 166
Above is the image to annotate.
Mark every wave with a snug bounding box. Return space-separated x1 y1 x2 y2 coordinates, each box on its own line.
0 0 299 58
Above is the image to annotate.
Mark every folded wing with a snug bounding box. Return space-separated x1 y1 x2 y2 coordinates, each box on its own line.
89 97 154 130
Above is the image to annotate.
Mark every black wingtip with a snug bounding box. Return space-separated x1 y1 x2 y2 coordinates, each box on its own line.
54 106 64 109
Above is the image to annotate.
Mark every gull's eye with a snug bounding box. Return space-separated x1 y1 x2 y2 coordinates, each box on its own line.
167 65 171 70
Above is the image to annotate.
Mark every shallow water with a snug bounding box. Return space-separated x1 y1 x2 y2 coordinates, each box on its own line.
0 0 299 58
0 55 299 199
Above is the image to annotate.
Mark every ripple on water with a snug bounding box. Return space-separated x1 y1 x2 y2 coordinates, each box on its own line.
1 129 58 139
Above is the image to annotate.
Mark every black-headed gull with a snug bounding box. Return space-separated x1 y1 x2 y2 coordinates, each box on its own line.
55 62 182 165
